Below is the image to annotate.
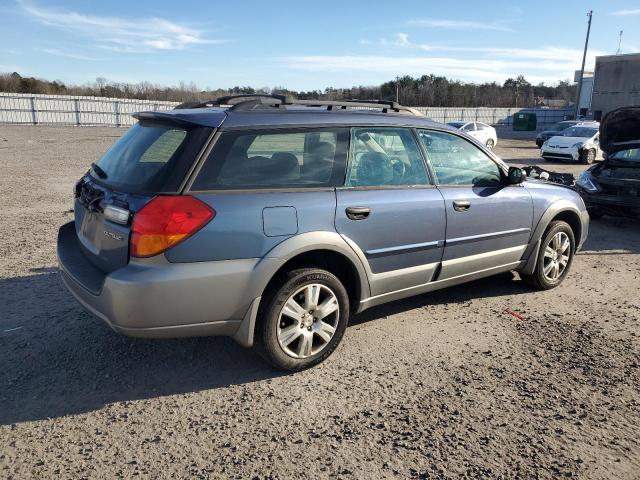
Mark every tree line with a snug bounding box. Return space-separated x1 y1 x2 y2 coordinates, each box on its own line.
0 72 576 108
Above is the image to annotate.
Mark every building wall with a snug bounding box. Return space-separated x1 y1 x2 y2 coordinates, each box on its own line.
591 53 640 120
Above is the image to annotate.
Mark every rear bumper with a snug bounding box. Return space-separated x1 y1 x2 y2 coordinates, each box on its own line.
57 222 277 340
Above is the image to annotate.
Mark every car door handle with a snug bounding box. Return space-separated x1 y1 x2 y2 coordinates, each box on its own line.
345 206 371 220
453 200 471 212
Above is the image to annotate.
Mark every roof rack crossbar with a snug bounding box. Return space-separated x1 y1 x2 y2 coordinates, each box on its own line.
173 94 290 110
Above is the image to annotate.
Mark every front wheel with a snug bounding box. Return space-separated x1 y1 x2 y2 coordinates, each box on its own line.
581 149 596 164
254 268 350 371
486 138 495 149
521 220 575 290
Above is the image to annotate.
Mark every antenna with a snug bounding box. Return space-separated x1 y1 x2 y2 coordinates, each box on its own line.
616 30 623 55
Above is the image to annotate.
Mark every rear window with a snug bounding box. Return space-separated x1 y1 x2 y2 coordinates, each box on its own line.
90 122 210 193
191 128 349 190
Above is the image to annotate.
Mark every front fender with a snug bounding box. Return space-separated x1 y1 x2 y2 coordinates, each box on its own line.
520 199 589 275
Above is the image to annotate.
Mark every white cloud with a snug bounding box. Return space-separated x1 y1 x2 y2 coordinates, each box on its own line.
41 48 101 61
611 9 640 16
18 0 225 52
408 18 514 32
279 55 579 84
364 34 605 74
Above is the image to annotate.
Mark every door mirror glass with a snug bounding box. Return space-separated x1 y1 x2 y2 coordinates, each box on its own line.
506 166 525 185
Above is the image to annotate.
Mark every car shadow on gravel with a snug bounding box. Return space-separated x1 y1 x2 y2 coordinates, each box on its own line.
0 272 286 426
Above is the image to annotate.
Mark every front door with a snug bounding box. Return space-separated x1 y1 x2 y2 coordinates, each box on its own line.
416 129 533 280
335 127 446 297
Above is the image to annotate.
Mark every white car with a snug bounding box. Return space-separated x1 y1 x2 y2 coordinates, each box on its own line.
447 121 498 149
541 123 602 164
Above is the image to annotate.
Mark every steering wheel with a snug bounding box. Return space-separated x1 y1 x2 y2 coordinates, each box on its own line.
389 157 406 180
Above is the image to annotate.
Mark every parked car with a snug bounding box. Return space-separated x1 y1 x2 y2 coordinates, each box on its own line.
58 95 589 371
540 123 602 164
535 120 580 147
575 106 640 218
446 121 498 149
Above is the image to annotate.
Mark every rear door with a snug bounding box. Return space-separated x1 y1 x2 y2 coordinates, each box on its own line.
75 122 211 273
177 127 350 263
416 129 533 279
334 127 446 297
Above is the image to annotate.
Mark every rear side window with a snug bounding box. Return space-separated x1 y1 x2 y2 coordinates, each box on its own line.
191 128 349 190
90 122 210 193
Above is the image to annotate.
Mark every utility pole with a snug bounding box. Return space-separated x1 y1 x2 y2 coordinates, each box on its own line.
395 76 400 103
575 10 593 119
616 30 623 55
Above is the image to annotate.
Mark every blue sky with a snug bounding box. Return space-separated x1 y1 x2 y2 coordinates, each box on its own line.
1 0 640 90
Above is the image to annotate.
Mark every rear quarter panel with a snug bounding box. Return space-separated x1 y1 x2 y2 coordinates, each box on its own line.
164 190 338 262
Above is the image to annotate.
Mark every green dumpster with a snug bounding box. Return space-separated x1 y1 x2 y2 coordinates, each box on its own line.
513 112 537 131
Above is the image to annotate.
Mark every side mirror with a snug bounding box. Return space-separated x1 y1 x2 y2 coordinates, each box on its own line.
506 166 525 185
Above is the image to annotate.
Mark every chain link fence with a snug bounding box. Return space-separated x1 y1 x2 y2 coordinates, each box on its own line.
0 93 573 129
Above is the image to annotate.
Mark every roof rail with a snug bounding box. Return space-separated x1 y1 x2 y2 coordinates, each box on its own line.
291 99 422 115
174 95 424 116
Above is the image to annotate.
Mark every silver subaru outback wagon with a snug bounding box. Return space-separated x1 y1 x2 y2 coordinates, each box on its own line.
58 95 589 370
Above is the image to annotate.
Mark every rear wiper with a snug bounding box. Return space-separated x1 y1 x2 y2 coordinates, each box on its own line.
90 162 108 179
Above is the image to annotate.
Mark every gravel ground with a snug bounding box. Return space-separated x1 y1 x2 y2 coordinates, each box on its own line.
1 125 639 479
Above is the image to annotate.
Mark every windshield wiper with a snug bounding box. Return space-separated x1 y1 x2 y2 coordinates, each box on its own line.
90 162 108 179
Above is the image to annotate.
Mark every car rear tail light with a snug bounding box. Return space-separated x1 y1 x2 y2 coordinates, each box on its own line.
131 196 215 258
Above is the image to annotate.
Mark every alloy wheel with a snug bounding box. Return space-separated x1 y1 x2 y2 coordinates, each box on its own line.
276 284 340 359
542 231 571 281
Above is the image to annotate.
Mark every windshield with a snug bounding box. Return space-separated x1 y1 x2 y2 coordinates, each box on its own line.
610 148 640 166
563 127 598 138
447 122 465 129
551 122 574 131
90 122 209 193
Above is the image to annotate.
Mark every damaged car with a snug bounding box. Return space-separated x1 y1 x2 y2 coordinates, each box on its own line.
575 106 640 218
541 123 602 164
535 120 580 148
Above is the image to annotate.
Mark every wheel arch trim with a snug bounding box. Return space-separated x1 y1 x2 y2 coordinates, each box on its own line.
233 231 372 347
520 200 586 275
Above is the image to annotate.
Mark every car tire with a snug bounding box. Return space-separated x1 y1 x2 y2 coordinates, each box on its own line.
486 138 495 149
521 220 575 290
254 268 350 371
581 149 596 164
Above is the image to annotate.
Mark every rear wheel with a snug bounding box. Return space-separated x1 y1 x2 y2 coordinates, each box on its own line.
254 268 349 371
581 149 596 164
521 220 575 290
486 138 495 149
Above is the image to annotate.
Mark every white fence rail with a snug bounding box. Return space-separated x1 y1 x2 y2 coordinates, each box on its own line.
412 107 574 127
0 93 178 126
0 93 573 128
